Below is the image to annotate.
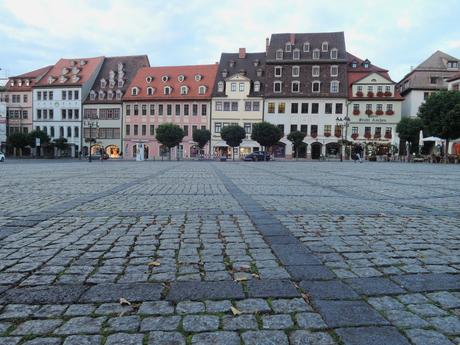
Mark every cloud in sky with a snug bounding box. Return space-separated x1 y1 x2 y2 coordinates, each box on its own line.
0 0 459 81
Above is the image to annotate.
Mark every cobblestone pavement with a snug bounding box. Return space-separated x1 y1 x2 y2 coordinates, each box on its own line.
0 160 459 345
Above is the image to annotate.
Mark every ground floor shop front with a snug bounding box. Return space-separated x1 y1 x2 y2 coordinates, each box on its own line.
124 139 209 160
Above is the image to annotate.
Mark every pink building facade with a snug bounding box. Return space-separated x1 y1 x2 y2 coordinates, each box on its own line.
123 64 218 159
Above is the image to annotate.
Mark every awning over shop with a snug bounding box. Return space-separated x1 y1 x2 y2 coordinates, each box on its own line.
213 141 228 147
240 140 259 148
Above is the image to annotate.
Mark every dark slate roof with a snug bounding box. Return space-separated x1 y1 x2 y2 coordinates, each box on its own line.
266 32 347 62
212 51 266 97
85 55 150 104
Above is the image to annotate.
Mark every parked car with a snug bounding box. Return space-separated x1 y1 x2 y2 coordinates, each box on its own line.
0 151 5 162
243 151 270 161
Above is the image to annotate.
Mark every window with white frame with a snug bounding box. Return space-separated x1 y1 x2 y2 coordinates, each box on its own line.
198 86 206 95
292 66 300 77
217 81 224 92
146 76 153 83
214 122 222 133
180 86 188 95
330 65 338 77
385 85 391 93
330 48 338 59
274 66 282 77
231 82 237 92
285 42 292 52
367 85 373 93
386 104 393 111
313 49 320 59
254 81 260 92
274 81 282 93
330 81 339 93
293 49 300 60
195 74 202 81
322 42 328 51
292 81 300 93
131 87 138 96
216 102 222 111
100 79 106 88
303 42 310 52
239 83 244 92
161 75 169 82
312 81 320 93
177 75 185 82
164 86 171 95
245 101 251 111
276 49 283 60
312 66 320 77
147 87 154 96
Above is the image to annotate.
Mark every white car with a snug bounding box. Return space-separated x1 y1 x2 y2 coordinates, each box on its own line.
0 151 5 162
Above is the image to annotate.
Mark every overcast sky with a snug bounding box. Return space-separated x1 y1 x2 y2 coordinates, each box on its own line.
1 0 459 82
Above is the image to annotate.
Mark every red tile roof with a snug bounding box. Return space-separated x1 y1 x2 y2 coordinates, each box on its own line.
35 56 104 87
6 65 53 91
347 52 403 100
447 72 460 82
123 64 219 101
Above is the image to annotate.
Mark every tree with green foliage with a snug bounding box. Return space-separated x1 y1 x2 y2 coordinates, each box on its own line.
418 90 460 157
251 122 283 160
192 128 211 151
28 130 51 147
155 123 185 160
7 132 29 156
287 131 306 159
220 125 246 160
53 137 69 157
396 117 424 154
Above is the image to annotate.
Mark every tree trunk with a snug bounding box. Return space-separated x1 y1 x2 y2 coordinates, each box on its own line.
169 147 171 161
445 139 449 164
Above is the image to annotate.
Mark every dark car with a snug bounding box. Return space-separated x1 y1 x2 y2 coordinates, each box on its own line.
243 151 270 161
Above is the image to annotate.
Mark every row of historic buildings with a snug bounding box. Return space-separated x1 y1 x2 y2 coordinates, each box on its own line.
1 31 459 159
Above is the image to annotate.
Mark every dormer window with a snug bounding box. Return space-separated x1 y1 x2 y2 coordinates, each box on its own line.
195 74 202 81
322 42 328 52
47 76 55 84
229 60 235 67
71 75 80 83
313 49 320 59
118 79 124 88
131 87 139 96
61 68 68 75
285 42 292 52
10 80 14 86
276 49 283 60
363 59 370 68
161 75 169 82
109 80 115 89
80 60 86 66
256 68 263 77
71 67 80 75
330 48 338 59
146 76 153 83
178 75 185 82
254 81 260 93
351 60 358 68
98 90 105 100
198 85 206 95
18 80 22 86
25 80 30 86
59 76 67 83
164 86 172 95
107 90 113 100
303 42 310 52
100 79 107 88
180 86 189 95
90 90 96 101
217 81 224 92
447 61 459 69
117 62 124 71
116 90 122 100
222 69 228 78
253 59 259 67
147 87 154 96
293 49 300 60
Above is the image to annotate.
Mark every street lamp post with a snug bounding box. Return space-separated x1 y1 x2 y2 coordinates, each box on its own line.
336 115 350 162
84 120 98 163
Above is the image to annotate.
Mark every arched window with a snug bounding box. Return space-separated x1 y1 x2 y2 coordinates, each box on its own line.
195 74 202 81
67 127 72 137
147 87 154 96
131 87 138 96
322 41 329 52
161 75 169 82
74 126 79 138
146 76 153 83
198 86 206 95
164 86 172 95
178 75 185 82
217 81 224 92
180 86 189 95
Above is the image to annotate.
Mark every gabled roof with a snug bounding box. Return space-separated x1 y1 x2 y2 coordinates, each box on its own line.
212 51 266 97
416 50 459 70
85 55 150 104
347 52 403 100
6 65 53 91
35 56 104 87
267 32 347 61
124 64 219 101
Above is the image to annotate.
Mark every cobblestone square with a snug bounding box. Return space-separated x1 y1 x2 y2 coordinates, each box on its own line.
0 160 459 344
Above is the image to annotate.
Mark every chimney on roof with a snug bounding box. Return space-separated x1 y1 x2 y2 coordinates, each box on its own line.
290 33 295 45
239 48 246 59
266 37 269 53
